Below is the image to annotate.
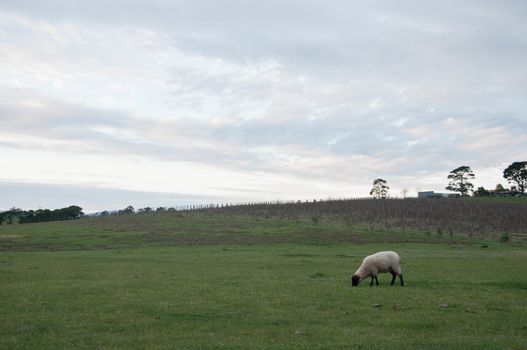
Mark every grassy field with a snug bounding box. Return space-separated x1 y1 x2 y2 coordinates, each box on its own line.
1 213 526 349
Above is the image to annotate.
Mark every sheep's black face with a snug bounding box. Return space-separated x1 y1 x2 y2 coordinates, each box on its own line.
351 275 360 286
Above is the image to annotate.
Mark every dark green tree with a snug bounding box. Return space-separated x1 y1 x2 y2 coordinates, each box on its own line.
446 166 474 196
2 205 83 224
138 207 153 214
494 183 508 193
370 178 389 199
120 205 135 215
503 161 527 193
474 186 490 197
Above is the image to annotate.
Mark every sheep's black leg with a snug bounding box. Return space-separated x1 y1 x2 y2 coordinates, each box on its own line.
375 276 379 286
399 274 404 287
370 276 374 286
390 272 396 286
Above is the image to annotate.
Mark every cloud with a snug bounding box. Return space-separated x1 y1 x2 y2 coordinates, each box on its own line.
0 1 526 206
3 1 526 75
2 85 524 188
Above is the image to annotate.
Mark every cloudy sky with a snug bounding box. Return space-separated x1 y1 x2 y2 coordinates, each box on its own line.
1 0 526 212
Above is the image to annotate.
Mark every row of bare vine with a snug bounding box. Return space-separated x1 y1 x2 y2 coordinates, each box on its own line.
190 198 527 238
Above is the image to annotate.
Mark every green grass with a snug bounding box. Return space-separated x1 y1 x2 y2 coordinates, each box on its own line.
1 214 526 349
0 213 477 252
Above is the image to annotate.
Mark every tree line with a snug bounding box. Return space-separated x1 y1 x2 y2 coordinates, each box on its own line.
370 161 527 198
0 205 84 225
2 162 524 225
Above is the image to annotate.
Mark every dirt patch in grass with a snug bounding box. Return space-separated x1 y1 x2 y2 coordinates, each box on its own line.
0 234 26 239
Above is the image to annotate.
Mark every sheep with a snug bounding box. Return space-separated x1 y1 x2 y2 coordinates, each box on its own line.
351 251 404 287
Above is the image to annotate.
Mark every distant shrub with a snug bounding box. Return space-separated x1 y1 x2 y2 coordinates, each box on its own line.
500 233 510 242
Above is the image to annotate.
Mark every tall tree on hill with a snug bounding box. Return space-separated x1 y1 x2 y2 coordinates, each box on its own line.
474 186 490 197
503 161 527 194
446 166 475 196
370 178 389 199
494 183 508 193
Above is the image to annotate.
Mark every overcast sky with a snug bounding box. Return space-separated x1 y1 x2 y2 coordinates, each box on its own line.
1 0 526 212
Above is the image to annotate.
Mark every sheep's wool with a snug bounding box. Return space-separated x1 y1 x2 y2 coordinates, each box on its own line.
354 251 402 279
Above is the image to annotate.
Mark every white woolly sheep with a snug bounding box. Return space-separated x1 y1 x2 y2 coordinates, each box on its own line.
351 251 404 287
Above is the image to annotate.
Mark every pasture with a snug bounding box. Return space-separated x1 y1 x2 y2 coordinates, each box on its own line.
1 212 526 349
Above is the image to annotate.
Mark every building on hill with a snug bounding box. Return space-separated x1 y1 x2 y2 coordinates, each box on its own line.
418 191 460 199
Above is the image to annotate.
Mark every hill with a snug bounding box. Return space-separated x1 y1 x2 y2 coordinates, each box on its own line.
2 198 526 252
